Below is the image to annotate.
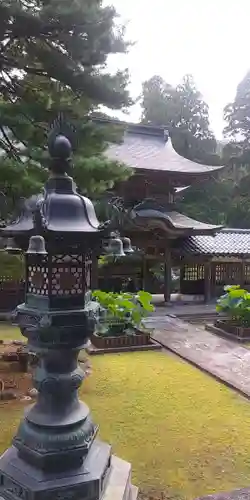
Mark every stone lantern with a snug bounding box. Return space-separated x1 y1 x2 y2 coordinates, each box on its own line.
0 121 136 500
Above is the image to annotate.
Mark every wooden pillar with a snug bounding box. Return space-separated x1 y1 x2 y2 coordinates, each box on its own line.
241 260 245 288
179 260 185 295
91 253 99 290
204 261 211 303
142 256 148 291
164 247 172 303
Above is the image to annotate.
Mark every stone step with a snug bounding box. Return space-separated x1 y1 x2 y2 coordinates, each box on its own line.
103 455 137 500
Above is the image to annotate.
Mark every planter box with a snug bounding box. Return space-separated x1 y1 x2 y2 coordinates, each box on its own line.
91 330 151 349
214 319 250 340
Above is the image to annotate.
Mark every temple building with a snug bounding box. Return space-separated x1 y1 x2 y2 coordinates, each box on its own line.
94 120 250 302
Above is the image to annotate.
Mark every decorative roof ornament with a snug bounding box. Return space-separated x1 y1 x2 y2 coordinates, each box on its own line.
47 113 77 175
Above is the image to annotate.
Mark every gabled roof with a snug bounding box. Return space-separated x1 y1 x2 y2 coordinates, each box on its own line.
99 120 223 176
180 229 250 257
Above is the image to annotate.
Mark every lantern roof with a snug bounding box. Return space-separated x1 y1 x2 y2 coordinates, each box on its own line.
1 121 105 242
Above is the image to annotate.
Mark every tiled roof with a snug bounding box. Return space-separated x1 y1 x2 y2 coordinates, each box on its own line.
103 122 223 175
181 229 250 256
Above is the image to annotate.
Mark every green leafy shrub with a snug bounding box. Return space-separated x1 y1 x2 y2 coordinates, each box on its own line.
92 290 154 336
0 252 24 281
216 285 250 326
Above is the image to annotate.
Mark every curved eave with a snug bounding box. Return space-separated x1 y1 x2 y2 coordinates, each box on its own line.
129 209 222 236
2 218 34 236
105 134 224 176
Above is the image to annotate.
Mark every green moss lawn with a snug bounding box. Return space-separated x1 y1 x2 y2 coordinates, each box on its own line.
0 323 23 341
1 328 250 499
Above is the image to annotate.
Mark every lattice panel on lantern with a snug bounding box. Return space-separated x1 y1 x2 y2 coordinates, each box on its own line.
52 255 83 264
28 265 49 295
85 256 92 290
51 265 83 296
183 265 204 281
50 255 84 296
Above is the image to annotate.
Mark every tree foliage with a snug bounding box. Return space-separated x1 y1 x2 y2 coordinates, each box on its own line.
0 0 132 211
221 71 250 227
141 73 217 163
141 76 176 128
224 71 250 146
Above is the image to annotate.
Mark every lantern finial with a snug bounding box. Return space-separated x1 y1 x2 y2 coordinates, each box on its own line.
47 114 77 175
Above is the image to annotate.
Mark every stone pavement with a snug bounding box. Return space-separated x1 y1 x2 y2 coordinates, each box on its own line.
150 299 217 318
147 315 250 398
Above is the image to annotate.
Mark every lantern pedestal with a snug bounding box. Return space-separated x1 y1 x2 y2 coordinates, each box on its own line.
0 440 111 500
0 446 137 500
0 302 138 500
0 300 113 500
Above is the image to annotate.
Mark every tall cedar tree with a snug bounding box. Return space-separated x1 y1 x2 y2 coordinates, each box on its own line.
224 71 250 146
222 70 250 227
180 70 250 228
141 76 176 128
141 74 217 163
0 0 132 212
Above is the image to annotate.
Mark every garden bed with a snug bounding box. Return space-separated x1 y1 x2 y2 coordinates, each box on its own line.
206 319 250 343
90 290 157 353
212 286 250 343
91 329 150 349
90 331 160 354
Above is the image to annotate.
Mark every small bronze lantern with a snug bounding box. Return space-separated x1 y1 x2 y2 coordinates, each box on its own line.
0 121 121 500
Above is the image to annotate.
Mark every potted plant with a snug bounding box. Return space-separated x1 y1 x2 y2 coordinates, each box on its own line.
215 285 250 340
91 290 154 348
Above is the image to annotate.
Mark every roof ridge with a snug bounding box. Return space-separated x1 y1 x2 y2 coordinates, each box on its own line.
92 117 167 139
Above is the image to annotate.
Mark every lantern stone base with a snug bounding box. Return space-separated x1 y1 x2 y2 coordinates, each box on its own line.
102 456 138 500
0 440 138 500
0 439 112 500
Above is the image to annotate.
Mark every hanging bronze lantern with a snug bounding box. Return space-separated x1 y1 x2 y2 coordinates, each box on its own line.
105 234 125 257
122 237 133 254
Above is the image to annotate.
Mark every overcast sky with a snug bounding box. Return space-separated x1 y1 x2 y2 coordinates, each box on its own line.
106 0 250 138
